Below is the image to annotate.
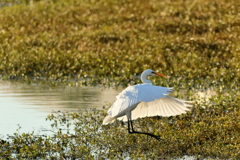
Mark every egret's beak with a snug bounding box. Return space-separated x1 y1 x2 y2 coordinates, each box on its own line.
154 72 166 77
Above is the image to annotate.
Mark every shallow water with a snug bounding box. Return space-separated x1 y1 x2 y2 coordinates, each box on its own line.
0 81 122 138
0 80 222 140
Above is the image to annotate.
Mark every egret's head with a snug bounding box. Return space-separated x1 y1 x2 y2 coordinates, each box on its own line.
142 69 166 77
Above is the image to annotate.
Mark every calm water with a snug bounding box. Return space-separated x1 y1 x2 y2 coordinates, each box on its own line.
0 81 122 138
0 80 220 140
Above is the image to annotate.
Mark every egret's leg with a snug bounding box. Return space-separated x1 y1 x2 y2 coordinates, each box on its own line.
127 118 131 133
127 112 135 133
130 120 135 132
127 117 161 141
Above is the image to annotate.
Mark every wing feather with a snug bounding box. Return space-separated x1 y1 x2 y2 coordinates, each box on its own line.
107 83 193 122
172 96 194 104
158 100 164 116
166 98 189 113
159 100 166 116
171 103 187 115
163 98 177 116
170 96 192 110
108 84 172 118
164 100 173 116
168 101 186 115
165 99 176 116
155 100 162 116
128 96 193 121
131 102 147 119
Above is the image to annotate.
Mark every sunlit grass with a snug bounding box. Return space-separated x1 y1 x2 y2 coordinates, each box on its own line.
0 0 239 159
0 0 239 87
0 95 239 159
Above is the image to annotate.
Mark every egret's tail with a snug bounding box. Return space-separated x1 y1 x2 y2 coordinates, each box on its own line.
103 115 115 125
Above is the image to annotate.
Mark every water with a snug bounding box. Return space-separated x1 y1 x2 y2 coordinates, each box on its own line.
0 80 221 140
0 81 122 138
0 81 222 159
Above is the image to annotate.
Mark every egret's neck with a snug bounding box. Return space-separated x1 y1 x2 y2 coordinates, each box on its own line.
141 74 152 84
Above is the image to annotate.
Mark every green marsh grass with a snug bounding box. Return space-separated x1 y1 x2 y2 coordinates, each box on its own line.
0 0 239 159
0 0 239 86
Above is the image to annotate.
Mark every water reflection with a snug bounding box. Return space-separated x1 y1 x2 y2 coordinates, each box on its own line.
0 81 122 138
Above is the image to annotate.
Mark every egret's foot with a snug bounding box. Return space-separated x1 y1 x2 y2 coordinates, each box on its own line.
129 131 162 140
152 135 161 141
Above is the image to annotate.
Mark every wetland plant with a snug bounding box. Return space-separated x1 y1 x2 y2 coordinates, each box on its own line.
0 0 239 159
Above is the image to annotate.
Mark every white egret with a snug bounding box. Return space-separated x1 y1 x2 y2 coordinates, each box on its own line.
103 69 193 140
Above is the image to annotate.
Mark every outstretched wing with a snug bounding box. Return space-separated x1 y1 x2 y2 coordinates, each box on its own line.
118 96 193 121
107 84 172 118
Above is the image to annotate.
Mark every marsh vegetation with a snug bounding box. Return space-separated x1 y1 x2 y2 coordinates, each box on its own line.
0 0 239 159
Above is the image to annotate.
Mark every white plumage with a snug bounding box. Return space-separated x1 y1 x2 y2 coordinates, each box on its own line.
103 69 193 125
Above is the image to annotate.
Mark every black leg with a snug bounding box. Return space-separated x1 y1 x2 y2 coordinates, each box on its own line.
130 120 135 132
127 119 131 133
127 119 161 140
